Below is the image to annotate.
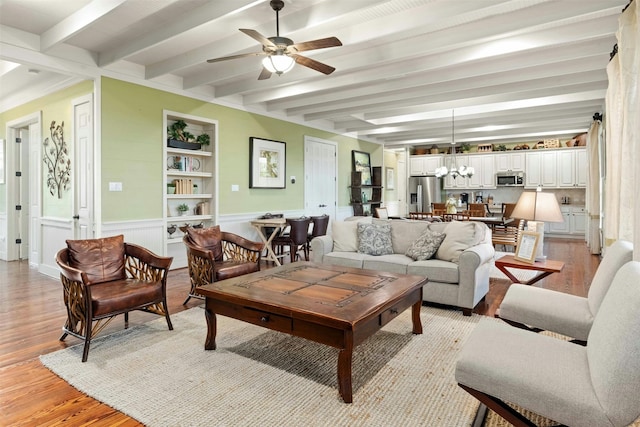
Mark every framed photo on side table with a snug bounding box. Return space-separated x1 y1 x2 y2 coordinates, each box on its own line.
250 137 286 189
514 231 540 264
352 150 372 185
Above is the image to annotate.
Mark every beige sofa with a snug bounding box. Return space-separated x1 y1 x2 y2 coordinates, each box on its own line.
310 218 495 315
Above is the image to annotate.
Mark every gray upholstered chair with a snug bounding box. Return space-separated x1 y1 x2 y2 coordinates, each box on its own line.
498 240 633 343
456 261 640 427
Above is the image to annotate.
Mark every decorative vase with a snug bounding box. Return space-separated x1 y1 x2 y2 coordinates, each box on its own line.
167 224 177 237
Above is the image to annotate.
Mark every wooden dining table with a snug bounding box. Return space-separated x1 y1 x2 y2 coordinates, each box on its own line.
250 217 287 266
469 216 514 228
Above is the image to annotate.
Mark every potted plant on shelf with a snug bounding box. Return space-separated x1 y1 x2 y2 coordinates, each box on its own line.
177 203 190 216
167 182 176 194
167 119 201 150
461 142 471 152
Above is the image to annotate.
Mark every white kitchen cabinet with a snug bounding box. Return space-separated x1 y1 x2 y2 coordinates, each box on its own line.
409 155 442 176
525 151 557 188
495 152 525 172
547 206 586 236
466 154 496 189
557 148 587 188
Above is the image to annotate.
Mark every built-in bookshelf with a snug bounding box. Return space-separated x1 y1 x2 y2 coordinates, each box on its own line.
163 110 218 268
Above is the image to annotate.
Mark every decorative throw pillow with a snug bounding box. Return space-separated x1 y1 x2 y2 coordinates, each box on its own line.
405 229 446 261
357 222 393 256
435 220 479 263
66 234 126 284
187 225 223 261
331 221 359 252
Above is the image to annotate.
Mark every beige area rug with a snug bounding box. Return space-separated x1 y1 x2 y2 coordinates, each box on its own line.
490 251 538 282
41 306 483 426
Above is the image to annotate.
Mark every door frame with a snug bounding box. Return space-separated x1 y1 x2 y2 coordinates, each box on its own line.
4 111 42 263
72 94 95 239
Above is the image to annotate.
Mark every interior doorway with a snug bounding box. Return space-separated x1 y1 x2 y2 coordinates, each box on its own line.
4 112 41 264
303 136 337 221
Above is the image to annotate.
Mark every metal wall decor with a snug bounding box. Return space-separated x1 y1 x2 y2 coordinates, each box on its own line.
43 120 71 199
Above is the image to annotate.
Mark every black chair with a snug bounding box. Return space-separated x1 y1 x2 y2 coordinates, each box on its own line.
273 217 312 263
307 214 329 253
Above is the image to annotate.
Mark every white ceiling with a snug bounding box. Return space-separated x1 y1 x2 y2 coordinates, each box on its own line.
0 0 627 148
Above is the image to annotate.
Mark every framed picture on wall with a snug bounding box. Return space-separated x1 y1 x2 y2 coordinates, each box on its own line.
386 167 395 190
249 137 286 189
352 150 372 185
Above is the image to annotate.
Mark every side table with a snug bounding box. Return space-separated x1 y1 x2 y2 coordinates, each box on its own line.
495 254 564 285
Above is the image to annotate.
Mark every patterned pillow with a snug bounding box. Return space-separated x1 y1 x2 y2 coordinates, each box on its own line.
405 229 446 261
357 222 393 256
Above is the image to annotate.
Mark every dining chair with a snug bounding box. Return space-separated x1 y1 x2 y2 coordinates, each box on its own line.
307 214 330 253
431 202 446 216
492 203 524 251
467 203 486 217
273 217 312 263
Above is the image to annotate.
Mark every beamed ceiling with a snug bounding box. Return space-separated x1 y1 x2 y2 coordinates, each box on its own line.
0 0 627 148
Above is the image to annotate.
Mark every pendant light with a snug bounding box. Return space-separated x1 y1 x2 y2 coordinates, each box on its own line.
435 110 474 179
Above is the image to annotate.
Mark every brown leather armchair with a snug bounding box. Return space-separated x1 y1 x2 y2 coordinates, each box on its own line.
56 235 173 362
182 225 264 304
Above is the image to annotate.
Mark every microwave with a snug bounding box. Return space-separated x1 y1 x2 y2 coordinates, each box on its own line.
496 171 525 186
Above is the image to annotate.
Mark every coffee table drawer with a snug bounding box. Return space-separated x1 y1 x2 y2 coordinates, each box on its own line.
379 292 417 327
213 302 292 333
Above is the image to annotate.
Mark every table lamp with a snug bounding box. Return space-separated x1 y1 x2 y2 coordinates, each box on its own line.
510 187 563 261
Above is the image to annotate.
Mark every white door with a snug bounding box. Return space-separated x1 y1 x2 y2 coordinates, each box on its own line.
73 96 94 239
29 122 41 265
304 136 336 220
397 154 407 217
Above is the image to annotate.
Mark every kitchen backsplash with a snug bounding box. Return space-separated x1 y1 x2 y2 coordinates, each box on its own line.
450 187 585 206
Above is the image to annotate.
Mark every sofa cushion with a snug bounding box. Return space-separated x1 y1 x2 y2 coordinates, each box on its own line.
357 222 393 256
331 221 360 252
405 228 446 261
435 221 483 263
66 234 126 284
362 254 412 274
389 220 432 254
187 225 223 261
408 259 460 283
324 251 367 269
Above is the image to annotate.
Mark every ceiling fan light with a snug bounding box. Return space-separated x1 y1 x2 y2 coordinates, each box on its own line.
262 54 295 74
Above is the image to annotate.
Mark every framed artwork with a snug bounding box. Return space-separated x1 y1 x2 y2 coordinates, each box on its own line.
352 150 372 185
0 139 4 184
250 137 286 189
386 167 395 190
514 231 540 264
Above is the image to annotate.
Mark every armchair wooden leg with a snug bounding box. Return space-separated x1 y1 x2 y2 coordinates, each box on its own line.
163 300 173 331
82 324 92 363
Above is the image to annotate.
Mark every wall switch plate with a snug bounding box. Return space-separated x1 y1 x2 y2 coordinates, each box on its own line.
231 184 239 192
109 182 122 191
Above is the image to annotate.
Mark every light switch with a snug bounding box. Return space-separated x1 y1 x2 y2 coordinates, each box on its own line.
109 182 122 191
231 184 239 192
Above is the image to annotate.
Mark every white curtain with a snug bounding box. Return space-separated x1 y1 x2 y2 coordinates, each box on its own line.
604 0 639 260
586 120 602 254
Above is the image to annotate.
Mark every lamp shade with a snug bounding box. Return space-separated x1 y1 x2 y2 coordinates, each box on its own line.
262 54 295 74
511 191 563 222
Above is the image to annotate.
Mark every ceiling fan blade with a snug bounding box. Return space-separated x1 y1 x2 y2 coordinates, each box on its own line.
288 37 342 53
258 68 272 80
291 54 336 75
207 52 265 63
240 28 276 48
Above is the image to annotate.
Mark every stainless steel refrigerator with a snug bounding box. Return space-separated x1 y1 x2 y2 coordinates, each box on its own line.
408 176 442 213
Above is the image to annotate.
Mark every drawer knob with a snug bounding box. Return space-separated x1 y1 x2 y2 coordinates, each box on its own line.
260 316 270 323
390 309 398 315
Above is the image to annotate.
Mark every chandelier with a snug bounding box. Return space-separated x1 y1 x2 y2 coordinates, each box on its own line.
434 110 474 179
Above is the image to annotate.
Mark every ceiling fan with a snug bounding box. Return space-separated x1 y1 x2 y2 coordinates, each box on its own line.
206 0 342 80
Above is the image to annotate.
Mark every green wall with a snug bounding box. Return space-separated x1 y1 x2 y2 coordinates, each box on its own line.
101 77 381 220
0 77 380 221
0 81 93 216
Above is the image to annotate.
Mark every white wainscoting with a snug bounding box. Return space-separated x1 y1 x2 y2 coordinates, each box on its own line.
102 219 165 255
0 212 6 260
40 217 73 277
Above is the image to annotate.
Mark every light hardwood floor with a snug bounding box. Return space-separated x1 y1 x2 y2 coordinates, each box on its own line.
0 238 600 426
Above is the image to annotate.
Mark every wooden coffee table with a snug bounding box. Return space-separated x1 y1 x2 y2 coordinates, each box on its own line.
495 254 565 285
197 262 427 403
